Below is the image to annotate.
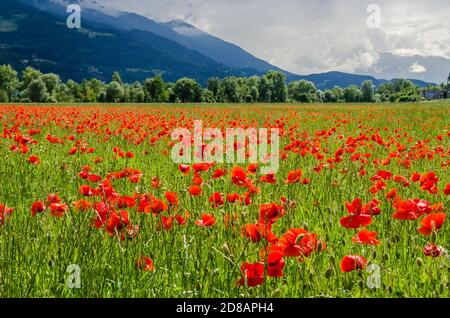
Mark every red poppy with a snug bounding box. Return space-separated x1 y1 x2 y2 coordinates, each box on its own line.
352 229 381 245
260 173 276 184
117 196 136 209
195 214 216 227
188 185 202 197
212 169 226 179
241 223 277 243
28 156 40 165
259 202 285 225
31 201 46 216
236 262 265 287
246 163 258 174
340 214 372 229
72 199 92 212
418 213 446 236
193 163 211 173
165 192 179 207
125 151 134 158
444 184 450 195
423 244 443 257
46 193 62 205
49 203 69 217
80 185 98 197
231 166 248 187
392 198 431 220
279 228 324 258
340 255 367 272
209 192 224 208
105 210 129 236
286 169 302 184
144 196 167 215
370 170 392 181
178 164 190 175
136 256 155 271
0 204 14 225
266 246 285 278
226 193 241 203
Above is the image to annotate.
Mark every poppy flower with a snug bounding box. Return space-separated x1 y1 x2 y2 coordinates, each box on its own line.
231 166 248 187
165 192 179 207
31 201 46 216
352 229 381 245
46 193 62 205
80 185 97 197
286 169 302 184
423 244 444 258
125 151 134 158
105 210 129 236
49 203 69 218
72 199 92 212
340 255 367 272
117 196 136 209
28 156 40 165
418 213 446 236
246 163 258 174
226 193 241 204
444 184 450 195
144 197 167 215
151 177 161 189
241 223 276 243
236 262 265 287
178 164 190 175
0 204 14 225
265 246 285 278
193 163 211 173
260 173 276 184
136 256 155 271
161 216 174 231
88 174 102 183
195 214 216 227
392 198 431 220
209 192 224 208
259 202 285 225
212 169 226 179
188 185 202 197
279 228 324 258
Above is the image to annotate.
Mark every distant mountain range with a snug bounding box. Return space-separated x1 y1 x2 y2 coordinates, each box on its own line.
0 0 434 88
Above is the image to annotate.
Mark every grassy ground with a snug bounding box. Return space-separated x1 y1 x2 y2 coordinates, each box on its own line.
0 101 449 298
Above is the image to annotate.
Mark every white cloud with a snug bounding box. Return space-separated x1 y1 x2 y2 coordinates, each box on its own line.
82 0 450 82
409 62 427 73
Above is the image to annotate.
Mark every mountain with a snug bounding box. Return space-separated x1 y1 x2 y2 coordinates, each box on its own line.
19 0 294 75
5 0 437 89
293 71 431 90
0 0 256 84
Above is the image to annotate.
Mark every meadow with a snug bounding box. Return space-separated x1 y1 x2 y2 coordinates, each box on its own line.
0 101 449 298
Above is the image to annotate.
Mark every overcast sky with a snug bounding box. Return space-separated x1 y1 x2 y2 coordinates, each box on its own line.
87 0 450 83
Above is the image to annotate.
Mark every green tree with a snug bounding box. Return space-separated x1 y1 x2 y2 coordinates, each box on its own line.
220 77 240 103
25 78 49 102
288 80 318 103
144 75 168 102
343 86 363 103
265 71 287 102
172 78 202 103
0 64 18 101
112 71 123 85
207 77 221 99
361 80 375 102
258 76 273 102
41 73 61 97
323 90 337 103
129 82 145 103
20 67 42 92
105 81 124 103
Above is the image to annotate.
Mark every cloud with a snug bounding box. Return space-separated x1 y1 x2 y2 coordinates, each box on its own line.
409 62 427 73
85 0 450 82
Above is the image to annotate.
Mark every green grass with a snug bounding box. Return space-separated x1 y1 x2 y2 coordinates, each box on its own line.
0 102 449 298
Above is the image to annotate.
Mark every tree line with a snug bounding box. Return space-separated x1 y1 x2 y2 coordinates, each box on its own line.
0 64 432 104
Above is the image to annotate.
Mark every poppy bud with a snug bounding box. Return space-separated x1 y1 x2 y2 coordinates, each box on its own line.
431 231 438 244
416 257 423 267
302 222 309 231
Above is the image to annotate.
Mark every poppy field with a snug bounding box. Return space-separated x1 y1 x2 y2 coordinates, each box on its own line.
0 102 449 298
